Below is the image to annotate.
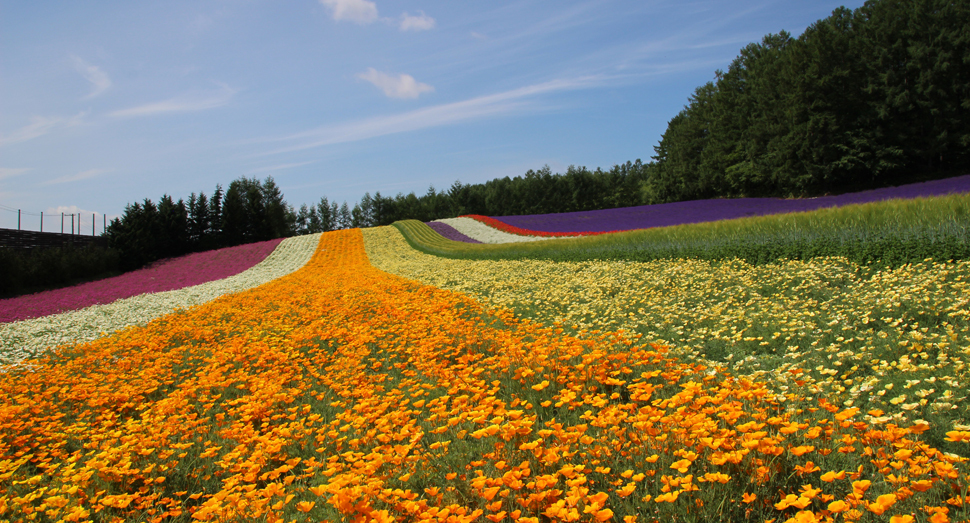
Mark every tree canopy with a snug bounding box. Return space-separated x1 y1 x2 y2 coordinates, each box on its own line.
644 0 970 202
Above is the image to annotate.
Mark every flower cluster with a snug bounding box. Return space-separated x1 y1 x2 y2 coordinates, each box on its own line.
0 234 319 366
1 228 966 522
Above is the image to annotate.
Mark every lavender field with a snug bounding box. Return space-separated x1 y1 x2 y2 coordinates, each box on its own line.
0 239 282 323
496 174 970 233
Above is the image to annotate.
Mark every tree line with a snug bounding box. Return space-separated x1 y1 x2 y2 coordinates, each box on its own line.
104 162 653 269
645 0 970 202
294 161 652 232
106 177 290 270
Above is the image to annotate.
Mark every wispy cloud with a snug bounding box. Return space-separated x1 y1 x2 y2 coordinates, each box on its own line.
399 11 435 31
260 75 607 154
43 168 110 185
0 168 30 181
71 56 111 99
47 204 100 215
109 84 236 118
320 0 378 24
0 113 85 146
357 68 434 99
246 161 315 175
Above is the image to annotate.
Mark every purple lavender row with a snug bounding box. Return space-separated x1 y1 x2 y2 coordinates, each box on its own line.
0 238 283 323
425 221 482 243
495 174 970 233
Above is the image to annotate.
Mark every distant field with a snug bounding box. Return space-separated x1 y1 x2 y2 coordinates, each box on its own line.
490 174 970 233
405 192 970 267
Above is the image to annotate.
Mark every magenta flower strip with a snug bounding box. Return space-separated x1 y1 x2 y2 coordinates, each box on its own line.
0 239 283 323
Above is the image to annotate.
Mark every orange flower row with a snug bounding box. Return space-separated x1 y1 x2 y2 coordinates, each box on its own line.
0 229 967 522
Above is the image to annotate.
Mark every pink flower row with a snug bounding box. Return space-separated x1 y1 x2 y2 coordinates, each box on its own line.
0 239 283 323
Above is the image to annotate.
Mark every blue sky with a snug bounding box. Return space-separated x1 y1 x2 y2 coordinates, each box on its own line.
1 0 861 233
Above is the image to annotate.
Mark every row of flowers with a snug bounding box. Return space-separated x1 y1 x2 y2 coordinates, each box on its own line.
430 217 564 244
363 226 970 456
460 215 620 238
1 227 967 522
0 234 319 367
0 239 284 323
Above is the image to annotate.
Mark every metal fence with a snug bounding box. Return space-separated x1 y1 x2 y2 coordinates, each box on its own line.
0 203 108 236
0 228 108 250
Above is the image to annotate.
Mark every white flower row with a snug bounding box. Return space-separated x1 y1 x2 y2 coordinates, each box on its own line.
432 217 564 244
0 233 321 367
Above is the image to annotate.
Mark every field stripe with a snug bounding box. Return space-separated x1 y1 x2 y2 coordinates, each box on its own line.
0 233 320 366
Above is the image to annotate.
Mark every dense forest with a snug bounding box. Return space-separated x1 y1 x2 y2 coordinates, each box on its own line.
646 0 969 202
104 0 969 270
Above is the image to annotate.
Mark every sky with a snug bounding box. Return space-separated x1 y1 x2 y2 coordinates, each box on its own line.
0 0 863 234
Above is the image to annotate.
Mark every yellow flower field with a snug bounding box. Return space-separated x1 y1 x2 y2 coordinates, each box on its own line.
1 229 968 522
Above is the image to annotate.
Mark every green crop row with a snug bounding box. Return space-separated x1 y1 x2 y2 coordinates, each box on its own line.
394 193 970 267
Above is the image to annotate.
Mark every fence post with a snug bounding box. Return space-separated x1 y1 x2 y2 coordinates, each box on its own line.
18 209 20 230
71 214 75 235
103 214 106 235
40 211 43 233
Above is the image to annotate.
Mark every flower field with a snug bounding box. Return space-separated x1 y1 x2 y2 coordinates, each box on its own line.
0 235 318 366
429 218 568 244
493 175 970 233
366 226 970 454
0 239 283 323
3 227 969 522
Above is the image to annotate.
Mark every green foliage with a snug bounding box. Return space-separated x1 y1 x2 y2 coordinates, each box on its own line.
646 0 970 203
0 245 121 297
106 176 295 271
394 193 970 268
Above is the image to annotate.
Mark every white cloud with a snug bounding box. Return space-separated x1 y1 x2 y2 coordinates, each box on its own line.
47 204 99 215
0 168 30 180
71 56 111 99
357 68 434 99
260 75 607 154
320 0 378 24
399 11 435 31
0 113 85 146
45 205 108 232
109 84 236 118
247 161 314 175
43 169 110 185
1 117 60 146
